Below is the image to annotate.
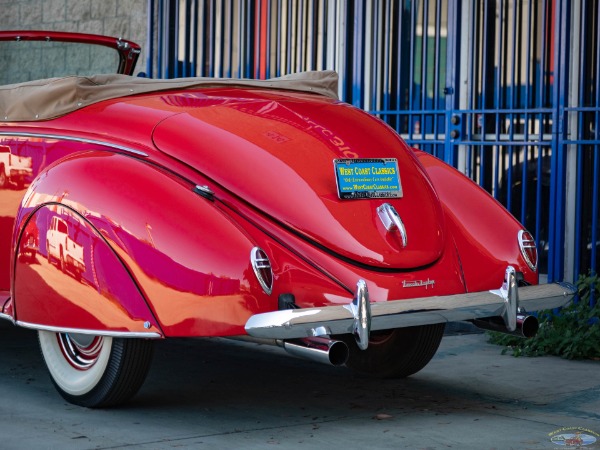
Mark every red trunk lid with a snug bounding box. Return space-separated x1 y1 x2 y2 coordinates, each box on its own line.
151 89 445 269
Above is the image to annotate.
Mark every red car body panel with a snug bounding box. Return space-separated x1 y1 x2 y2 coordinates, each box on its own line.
0 85 538 337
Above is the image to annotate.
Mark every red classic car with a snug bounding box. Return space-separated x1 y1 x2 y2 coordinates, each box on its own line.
0 31 576 408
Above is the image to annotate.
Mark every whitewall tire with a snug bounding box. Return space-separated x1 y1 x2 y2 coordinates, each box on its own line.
38 331 153 407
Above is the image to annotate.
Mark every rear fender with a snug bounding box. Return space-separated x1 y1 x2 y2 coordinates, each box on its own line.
14 204 162 336
416 151 538 290
14 151 274 337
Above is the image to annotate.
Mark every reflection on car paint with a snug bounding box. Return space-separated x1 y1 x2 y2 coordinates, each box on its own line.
0 144 33 190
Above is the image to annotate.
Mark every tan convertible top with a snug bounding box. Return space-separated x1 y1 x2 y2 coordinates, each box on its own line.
0 70 339 122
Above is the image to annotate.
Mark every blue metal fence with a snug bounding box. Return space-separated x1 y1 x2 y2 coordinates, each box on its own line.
147 0 599 295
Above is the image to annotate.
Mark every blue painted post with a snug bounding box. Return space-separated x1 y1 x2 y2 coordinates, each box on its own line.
351 1 364 107
549 0 570 283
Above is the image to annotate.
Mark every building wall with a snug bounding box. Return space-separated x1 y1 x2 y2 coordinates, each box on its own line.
0 0 149 75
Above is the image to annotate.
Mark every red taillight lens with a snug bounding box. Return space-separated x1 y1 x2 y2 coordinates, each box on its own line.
518 230 538 272
250 247 273 295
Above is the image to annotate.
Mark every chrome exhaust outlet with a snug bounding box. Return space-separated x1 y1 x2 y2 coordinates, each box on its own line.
227 335 349 366
280 337 349 366
471 314 539 338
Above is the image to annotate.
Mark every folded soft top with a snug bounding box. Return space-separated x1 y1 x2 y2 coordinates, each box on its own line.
0 70 339 122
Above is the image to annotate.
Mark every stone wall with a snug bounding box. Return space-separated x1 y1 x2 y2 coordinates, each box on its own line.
0 0 149 75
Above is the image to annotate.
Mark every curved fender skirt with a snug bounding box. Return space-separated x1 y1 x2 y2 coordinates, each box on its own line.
245 268 577 341
13 205 162 337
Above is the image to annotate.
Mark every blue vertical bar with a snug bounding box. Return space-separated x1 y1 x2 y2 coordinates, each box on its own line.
444 0 460 167
433 0 441 157
465 0 477 179
182 0 192 77
208 0 215 77
574 1 587 282
408 1 417 141
479 0 490 189
371 0 378 112
244 0 252 78
533 0 546 273
382 3 392 124
190 0 198 76
146 0 155 77
522 0 533 227
420 0 428 152
157 0 164 78
173 0 180 78
265 0 271 77
395 1 405 134
253 0 260 79
506 0 517 215
224 0 232 78
275 0 282 77
285 0 292 75
549 0 570 282
351 1 364 107
591 0 600 303
592 145 599 283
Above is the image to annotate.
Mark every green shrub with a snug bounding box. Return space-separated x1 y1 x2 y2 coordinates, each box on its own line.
487 272 600 359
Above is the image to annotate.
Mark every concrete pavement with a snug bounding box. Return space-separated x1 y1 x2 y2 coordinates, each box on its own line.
0 321 598 449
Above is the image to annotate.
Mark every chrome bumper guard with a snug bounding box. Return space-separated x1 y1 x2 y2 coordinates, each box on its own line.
245 267 577 349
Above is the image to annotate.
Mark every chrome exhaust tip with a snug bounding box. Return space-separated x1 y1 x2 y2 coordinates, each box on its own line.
518 314 540 338
281 337 349 366
471 314 539 338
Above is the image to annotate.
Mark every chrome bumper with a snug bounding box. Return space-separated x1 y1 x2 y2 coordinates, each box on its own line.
245 267 577 349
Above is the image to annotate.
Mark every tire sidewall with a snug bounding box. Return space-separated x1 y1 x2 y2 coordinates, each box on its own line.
38 330 113 397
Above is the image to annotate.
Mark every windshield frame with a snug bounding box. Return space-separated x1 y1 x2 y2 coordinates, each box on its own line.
0 30 141 76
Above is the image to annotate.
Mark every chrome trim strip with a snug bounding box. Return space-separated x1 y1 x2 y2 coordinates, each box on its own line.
0 312 16 324
0 132 149 157
245 277 577 340
16 321 162 338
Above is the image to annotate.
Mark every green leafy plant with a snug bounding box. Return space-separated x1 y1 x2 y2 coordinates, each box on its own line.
488 272 600 359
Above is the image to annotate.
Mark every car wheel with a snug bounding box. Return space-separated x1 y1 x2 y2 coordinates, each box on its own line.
38 331 154 407
340 324 445 378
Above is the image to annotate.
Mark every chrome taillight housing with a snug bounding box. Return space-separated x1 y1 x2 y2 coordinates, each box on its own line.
518 230 538 272
250 247 273 295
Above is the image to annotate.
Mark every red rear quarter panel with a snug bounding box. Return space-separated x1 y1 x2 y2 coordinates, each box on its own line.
13 150 267 336
416 150 538 289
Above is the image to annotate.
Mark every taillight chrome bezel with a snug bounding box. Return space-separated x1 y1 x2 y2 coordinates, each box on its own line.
518 230 538 272
250 247 273 295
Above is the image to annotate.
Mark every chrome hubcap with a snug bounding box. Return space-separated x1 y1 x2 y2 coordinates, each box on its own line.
58 333 104 370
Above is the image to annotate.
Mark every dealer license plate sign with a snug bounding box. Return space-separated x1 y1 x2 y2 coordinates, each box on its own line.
334 158 402 199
